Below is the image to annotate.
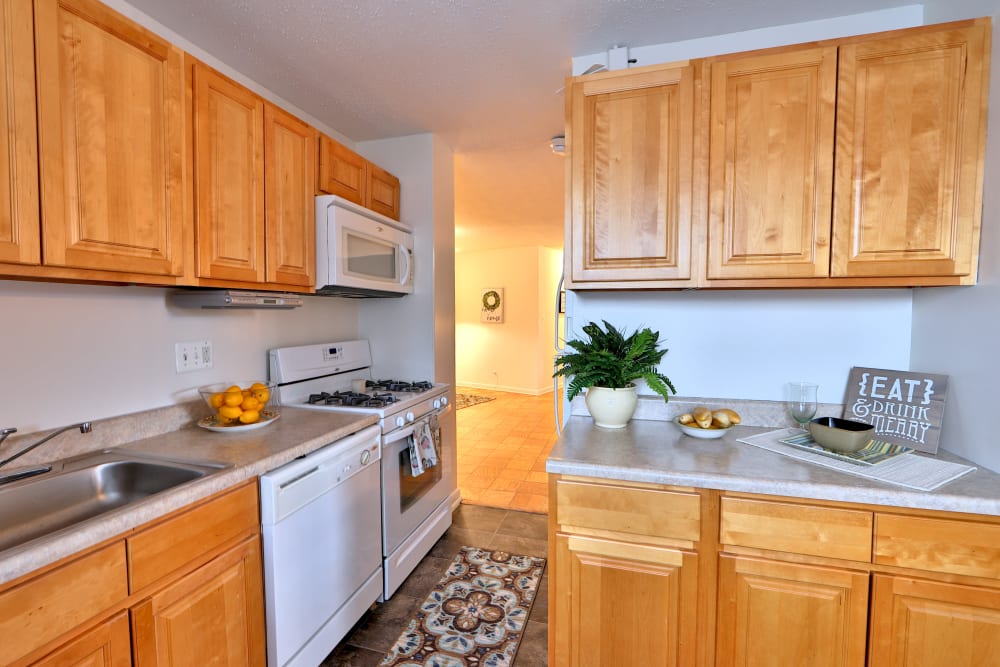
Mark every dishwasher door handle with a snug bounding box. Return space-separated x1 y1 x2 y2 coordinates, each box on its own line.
278 466 320 490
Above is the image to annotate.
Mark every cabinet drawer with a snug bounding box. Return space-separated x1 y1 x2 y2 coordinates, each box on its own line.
555 478 700 542
875 513 1000 579
721 497 873 561
0 542 128 664
128 480 259 592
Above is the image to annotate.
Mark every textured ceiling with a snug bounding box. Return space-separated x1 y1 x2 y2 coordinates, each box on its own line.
125 0 914 252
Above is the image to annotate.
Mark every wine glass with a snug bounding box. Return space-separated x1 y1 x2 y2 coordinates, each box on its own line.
786 382 818 429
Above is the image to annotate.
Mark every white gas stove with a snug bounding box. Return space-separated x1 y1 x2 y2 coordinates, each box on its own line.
268 340 453 600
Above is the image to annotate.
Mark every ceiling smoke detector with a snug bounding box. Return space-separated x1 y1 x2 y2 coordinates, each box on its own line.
549 135 566 156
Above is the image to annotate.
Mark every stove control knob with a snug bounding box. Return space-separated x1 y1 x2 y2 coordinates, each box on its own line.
395 416 405 428
433 399 442 409
405 411 415 423
440 396 448 406
360 449 370 465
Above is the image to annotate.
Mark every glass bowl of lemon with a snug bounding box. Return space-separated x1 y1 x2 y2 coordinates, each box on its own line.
198 381 277 430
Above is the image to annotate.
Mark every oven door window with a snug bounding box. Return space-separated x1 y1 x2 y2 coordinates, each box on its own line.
398 439 442 512
346 231 397 280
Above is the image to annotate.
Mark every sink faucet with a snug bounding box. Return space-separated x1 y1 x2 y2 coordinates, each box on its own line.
0 422 93 469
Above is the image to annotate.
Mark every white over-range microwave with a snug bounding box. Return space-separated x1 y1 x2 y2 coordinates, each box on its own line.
315 195 414 297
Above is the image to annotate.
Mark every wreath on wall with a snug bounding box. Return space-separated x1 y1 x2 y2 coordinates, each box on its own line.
481 290 502 311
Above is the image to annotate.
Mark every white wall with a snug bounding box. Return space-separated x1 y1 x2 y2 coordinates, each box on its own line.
566 6 924 408
455 246 561 394
910 0 1000 472
0 281 358 432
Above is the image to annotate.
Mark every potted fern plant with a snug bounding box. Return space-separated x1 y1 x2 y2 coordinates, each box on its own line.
554 320 676 428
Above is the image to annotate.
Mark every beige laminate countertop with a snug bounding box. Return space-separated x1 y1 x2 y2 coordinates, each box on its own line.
0 407 377 587
547 416 1000 516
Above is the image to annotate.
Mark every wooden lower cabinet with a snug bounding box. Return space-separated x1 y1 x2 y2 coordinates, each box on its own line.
552 532 698 667
27 612 131 667
870 574 1000 666
715 555 869 667
132 536 266 667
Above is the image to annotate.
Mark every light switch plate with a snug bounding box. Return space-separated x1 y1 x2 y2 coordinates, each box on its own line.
175 340 213 373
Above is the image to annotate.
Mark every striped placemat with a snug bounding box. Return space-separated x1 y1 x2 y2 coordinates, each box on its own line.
779 431 911 466
739 428 976 492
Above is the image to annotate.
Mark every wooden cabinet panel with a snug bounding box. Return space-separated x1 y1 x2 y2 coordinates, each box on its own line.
707 47 836 279
132 536 266 667
367 162 401 220
317 134 366 204
34 0 185 276
0 542 128 665
875 513 1000 579
720 496 873 561
832 23 989 280
552 532 698 667
870 574 1000 666
128 481 259 592
193 63 265 283
26 612 131 667
716 555 869 667
555 478 700 542
264 104 316 286
0 0 40 266
568 65 695 285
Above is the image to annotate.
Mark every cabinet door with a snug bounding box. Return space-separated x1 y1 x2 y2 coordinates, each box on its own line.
716 555 868 667
0 0 40 266
264 104 316 287
870 574 1000 666
193 63 265 283
34 0 185 276
832 23 989 280
27 612 131 667
551 532 698 667
707 47 836 279
366 163 401 220
317 134 366 204
132 536 266 667
568 65 695 285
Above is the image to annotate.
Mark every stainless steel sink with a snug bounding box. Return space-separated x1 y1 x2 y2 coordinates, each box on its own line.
0 450 230 553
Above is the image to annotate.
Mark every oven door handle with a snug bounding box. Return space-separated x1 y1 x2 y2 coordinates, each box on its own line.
384 422 419 447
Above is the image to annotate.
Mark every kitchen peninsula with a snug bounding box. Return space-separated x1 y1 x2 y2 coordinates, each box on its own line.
546 415 1000 666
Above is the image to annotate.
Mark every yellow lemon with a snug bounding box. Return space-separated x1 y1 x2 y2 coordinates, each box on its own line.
218 405 243 421
252 387 270 404
226 385 242 393
251 382 268 392
209 392 225 409
223 390 243 407
239 409 260 424
241 396 261 412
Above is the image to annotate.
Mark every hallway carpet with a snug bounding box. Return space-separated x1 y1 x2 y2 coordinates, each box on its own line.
455 387 560 514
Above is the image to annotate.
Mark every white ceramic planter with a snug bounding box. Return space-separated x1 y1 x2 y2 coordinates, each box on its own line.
584 385 638 429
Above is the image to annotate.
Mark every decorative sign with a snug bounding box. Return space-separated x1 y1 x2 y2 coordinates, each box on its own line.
480 288 504 323
843 367 949 454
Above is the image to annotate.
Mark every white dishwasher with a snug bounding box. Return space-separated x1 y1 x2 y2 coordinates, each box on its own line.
260 424 382 667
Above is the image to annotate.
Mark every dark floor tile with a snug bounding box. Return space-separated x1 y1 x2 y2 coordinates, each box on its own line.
428 526 496 558
512 621 548 666
488 533 549 559
394 555 451 599
496 509 548 540
530 573 548 621
319 643 385 667
343 593 421 654
453 503 508 532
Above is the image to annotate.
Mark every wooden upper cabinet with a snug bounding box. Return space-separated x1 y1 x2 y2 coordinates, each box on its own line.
318 135 366 204
0 0 40 266
706 47 836 280
367 162 401 220
34 0 185 276
265 105 316 287
568 65 695 286
192 63 265 283
833 22 989 281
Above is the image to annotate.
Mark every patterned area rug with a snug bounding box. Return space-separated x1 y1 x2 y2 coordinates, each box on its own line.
455 393 497 410
380 547 546 667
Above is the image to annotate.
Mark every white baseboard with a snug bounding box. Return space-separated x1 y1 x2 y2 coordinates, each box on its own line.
456 381 560 396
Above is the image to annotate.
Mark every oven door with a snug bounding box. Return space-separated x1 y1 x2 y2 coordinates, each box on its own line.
381 415 448 556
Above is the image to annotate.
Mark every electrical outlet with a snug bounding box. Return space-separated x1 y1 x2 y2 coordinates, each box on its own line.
175 340 213 373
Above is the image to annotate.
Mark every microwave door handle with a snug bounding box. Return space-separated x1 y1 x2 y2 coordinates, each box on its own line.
398 244 412 286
